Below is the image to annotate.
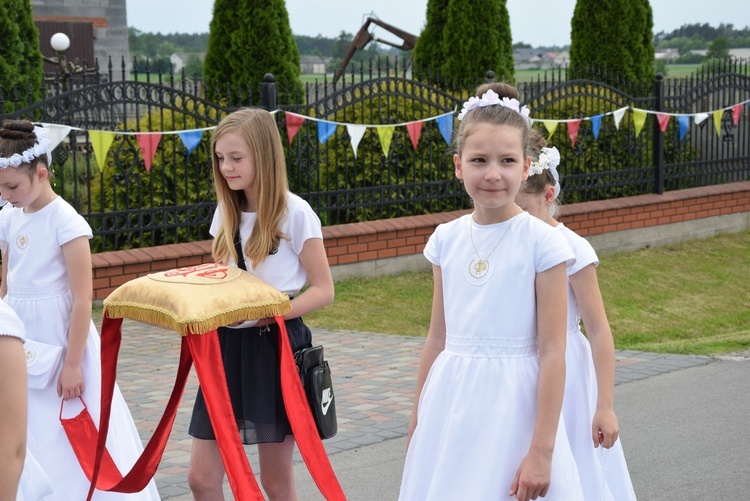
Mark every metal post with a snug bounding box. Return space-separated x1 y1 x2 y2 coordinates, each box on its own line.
260 73 278 112
653 72 664 194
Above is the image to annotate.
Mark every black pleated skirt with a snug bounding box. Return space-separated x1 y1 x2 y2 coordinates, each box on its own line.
188 317 312 444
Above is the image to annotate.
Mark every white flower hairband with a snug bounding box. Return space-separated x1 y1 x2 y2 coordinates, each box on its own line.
457 89 532 121
529 146 561 199
0 126 52 170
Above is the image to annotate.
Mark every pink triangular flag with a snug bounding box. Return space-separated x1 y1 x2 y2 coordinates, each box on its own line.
567 120 582 147
285 112 306 145
657 113 671 132
731 104 742 126
136 133 162 172
405 121 423 150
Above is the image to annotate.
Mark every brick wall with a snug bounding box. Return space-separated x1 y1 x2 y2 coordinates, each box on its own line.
91 182 750 299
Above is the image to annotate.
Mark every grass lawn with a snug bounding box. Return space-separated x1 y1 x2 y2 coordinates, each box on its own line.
305 229 750 356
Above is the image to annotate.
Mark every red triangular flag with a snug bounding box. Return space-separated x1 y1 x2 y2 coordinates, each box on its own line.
136 133 162 172
657 113 671 132
285 112 306 146
731 104 742 126
405 121 423 150
567 120 582 147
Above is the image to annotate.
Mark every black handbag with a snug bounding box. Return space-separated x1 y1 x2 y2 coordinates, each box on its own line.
234 235 337 439
295 345 337 439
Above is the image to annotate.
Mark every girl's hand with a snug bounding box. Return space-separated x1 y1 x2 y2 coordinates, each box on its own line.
57 364 84 400
509 450 552 501
592 407 620 448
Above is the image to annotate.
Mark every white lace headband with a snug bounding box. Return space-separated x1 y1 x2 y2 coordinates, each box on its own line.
0 126 52 170
457 89 532 122
529 146 561 199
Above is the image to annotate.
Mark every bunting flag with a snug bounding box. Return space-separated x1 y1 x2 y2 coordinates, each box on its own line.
656 113 671 133
405 121 423 150
633 109 647 136
317 121 337 144
590 114 603 140
542 120 558 138
177 130 203 159
41 123 72 152
678 115 690 141
612 108 627 130
285 112 306 145
30 97 749 175
377 126 396 157
136 133 162 172
567 120 582 146
712 110 724 137
731 104 742 126
436 114 454 145
346 125 367 159
89 131 116 172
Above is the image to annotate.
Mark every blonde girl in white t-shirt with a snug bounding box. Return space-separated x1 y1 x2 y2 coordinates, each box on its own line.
187 108 334 501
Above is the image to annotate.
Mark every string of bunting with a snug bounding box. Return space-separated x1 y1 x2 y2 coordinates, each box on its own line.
36 99 748 172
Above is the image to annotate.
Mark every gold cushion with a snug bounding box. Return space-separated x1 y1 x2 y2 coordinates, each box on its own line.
103 263 291 335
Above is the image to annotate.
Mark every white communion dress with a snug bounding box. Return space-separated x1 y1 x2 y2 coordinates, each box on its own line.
0 197 160 500
0 299 54 501
399 212 585 500
557 223 637 501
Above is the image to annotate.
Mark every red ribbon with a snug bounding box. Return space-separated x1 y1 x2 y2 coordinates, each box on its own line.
81 315 345 500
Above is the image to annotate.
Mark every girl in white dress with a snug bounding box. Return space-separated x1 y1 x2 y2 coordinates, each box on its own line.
0 120 159 500
0 299 53 501
515 133 637 501
399 83 584 501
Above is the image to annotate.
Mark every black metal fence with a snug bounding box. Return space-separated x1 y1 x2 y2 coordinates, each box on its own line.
1 57 748 252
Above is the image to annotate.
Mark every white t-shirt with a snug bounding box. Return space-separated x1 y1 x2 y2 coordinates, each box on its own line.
209 192 322 297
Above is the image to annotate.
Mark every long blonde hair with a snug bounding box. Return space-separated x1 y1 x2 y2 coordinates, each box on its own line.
211 108 289 268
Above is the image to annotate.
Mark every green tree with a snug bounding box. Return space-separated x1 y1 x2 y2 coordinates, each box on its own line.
441 0 514 83
0 0 43 112
203 0 300 101
570 0 655 87
706 36 730 59
184 54 204 78
413 0 449 74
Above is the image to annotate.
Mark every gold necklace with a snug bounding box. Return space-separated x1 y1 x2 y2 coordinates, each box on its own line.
468 216 517 281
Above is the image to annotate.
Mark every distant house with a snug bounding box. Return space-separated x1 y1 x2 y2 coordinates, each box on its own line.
655 48 680 61
170 52 205 73
553 51 570 66
300 55 328 74
513 48 554 70
688 48 750 60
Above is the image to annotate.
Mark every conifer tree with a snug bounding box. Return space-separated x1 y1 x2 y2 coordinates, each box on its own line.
413 0 450 76
204 0 300 102
570 0 654 87
0 0 43 112
440 0 514 84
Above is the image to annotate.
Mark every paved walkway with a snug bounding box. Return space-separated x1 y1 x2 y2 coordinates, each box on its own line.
105 317 714 499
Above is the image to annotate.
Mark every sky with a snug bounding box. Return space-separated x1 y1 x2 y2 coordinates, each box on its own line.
125 0 750 48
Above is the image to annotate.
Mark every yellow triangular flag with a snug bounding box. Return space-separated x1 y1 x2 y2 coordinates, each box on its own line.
633 109 647 136
89 131 116 172
712 110 724 137
377 126 395 157
542 120 558 138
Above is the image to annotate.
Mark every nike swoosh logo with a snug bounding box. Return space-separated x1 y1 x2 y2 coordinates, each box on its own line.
321 388 333 415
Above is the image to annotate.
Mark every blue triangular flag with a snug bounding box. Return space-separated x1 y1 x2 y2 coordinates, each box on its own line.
436 114 454 145
590 114 603 140
178 130 204 158
678 115 690 141
317 121 337 144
